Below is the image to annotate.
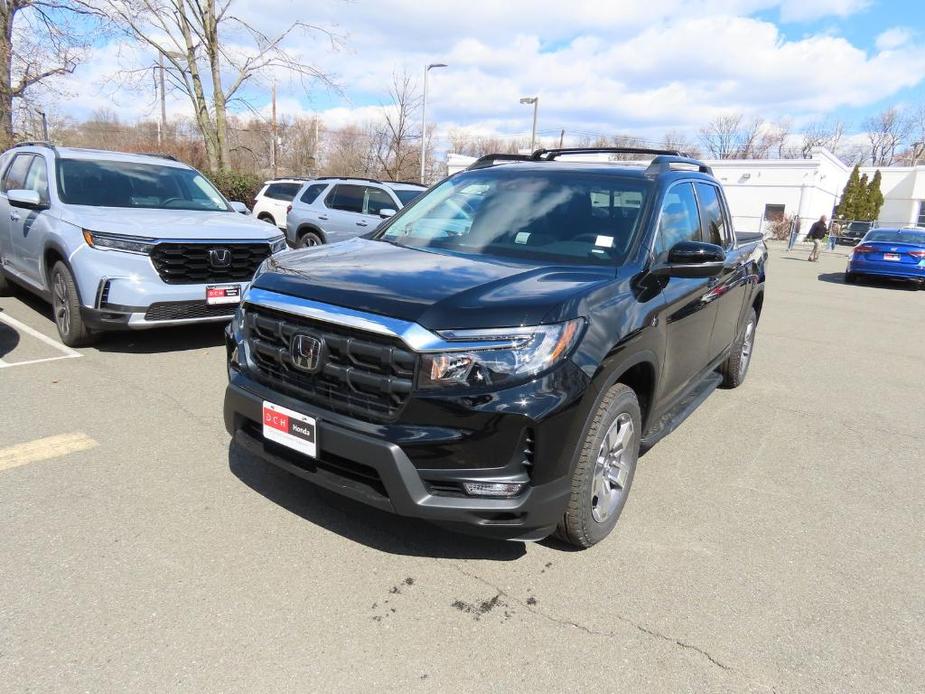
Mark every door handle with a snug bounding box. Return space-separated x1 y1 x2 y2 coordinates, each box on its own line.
317 214 328 221
356 221 369 227
10 212 20 221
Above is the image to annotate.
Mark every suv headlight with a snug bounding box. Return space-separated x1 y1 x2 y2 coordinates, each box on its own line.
419 318 584 389
82 229 156 255
269 235 287 254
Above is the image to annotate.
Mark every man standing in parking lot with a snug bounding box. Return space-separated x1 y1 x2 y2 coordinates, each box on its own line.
807 215 827 262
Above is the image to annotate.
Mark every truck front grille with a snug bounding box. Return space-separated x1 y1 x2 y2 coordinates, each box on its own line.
243 304 418 423
150 242 271 284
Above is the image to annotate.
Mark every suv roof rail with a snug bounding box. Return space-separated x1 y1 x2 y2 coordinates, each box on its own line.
13 140 57 151
466 153 533 170
645 154 713 176
531 146 682 160
267 176 314 182
384 180 426 187
132 152 178 161
314 175 382 184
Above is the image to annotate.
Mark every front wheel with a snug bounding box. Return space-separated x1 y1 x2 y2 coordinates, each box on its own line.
50 261 97 347
298 231 323 248
556 383 641 549
719 307 757 389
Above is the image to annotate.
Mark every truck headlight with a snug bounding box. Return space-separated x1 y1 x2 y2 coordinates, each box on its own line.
419 318 584 389
82 229 156 255
269 235 287 254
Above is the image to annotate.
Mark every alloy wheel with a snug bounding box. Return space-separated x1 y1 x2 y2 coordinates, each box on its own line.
591 412 635 523
53 272 71 336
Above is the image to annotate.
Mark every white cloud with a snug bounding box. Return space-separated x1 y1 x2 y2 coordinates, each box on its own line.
875 27 913 51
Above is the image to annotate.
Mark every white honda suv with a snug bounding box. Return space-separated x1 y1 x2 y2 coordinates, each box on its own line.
0 143 287 346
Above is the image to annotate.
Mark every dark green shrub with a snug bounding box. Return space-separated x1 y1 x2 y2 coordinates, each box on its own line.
204 169 263 204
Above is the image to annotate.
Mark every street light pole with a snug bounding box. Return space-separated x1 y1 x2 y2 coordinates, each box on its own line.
420 62 447 184
520 97 538 152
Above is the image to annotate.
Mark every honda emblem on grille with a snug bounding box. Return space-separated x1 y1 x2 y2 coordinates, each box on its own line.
290 333 324 373
208 248 232 268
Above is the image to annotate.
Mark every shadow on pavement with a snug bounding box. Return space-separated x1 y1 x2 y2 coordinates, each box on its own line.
228 441 528 561
0 308 20 358
93 323 226 354
820 272 922 291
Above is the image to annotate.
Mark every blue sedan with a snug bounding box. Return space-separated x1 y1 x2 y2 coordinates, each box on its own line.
845 228 925 287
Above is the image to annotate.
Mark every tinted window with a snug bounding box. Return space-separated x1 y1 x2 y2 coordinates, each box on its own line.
365 187 395 215
655 183 702 256
326 184 364 213
24 156 49 202
393 189 424 206
2 154 34 193
865 230 925 244
695 183 727 247
56 159 228 211
377 169 652 266
265 182 301 200
300 183 328 204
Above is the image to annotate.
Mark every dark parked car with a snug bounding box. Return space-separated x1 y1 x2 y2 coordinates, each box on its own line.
837 220 874 246
224 147 768 548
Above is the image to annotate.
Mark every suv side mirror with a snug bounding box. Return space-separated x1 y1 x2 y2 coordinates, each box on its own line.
379 208 397 219
229 201 250 215
653 240 725 278
7 189 47 210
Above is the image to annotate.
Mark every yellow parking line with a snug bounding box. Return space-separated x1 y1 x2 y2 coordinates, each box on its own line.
0 432 98 473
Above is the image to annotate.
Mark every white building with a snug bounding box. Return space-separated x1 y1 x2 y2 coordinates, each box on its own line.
445 149 925 236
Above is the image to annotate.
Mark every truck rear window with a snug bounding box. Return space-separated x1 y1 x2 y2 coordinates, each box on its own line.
376 169 651 265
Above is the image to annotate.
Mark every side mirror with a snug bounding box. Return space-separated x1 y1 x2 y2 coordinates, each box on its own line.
379 208 397 219
7 189 47 210
653 240 725 278
229 201 250 215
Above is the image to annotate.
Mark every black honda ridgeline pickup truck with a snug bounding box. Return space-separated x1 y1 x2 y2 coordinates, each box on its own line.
224 148 767 548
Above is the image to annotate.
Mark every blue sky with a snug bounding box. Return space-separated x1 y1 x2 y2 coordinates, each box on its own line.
45 0 925 145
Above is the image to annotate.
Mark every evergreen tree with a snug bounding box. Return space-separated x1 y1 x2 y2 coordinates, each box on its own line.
856 173 871 220
867 170 885 222
836 165 861 220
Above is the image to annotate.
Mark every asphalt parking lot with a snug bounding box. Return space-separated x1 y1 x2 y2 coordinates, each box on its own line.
1 241 922 693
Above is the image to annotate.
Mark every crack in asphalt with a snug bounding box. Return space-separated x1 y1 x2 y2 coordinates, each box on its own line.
450 564 732 671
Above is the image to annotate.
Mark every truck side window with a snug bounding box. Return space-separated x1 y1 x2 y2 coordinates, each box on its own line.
694 183 727 247
654 182 702 257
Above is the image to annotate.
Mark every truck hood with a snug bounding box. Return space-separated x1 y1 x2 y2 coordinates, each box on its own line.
252 238 615 329
58 206 281 241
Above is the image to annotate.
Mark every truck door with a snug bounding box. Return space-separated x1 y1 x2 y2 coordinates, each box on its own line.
0 153 37 279
695 182 749 362
652 182 719 404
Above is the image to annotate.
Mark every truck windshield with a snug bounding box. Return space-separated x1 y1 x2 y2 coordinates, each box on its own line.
376 168 651 265
55 159 229 211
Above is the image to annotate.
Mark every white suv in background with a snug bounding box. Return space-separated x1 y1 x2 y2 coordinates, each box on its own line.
252 178 311 229
285 177 425 247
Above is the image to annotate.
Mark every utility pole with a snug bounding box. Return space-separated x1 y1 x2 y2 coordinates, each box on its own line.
158 54 167 147
38 111 48 140
271 81 278 178
559 129 565 148
520 97 539 152
420 62 447 184
313 116 320 174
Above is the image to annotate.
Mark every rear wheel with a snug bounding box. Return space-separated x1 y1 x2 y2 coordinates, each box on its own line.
50 261 96 347
719 307 757 389
556 383 641 549
257 213 276 226
299 231 323 248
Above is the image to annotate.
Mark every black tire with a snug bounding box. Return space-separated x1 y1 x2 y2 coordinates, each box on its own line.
719 307 757 389
844 272 857 284
50 261 97 347
0 263 11 296
258 213 276 226
556 383 641 549
298 231 323 248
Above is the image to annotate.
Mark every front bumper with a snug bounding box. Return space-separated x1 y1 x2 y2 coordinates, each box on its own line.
223 368 584 541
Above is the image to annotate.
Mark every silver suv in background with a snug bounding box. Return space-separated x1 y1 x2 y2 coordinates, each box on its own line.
0 143 287 346
286 177 425 247
252 177 310 229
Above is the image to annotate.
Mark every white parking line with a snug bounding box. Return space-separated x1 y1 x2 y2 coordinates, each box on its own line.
0 432 99 473
0 311 82 368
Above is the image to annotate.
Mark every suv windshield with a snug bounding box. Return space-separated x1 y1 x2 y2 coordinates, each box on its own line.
55 159 229 211
377 169 651 265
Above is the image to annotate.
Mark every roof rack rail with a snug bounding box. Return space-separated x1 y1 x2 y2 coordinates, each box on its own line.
645 154 713 176
384 179 427 187
266 176 314 182
531 146 682 160
466 153 533 170
313 175 382 184
133 152 178 161
14 140 56 151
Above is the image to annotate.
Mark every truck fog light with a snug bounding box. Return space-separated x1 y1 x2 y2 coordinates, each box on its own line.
463 482 525 497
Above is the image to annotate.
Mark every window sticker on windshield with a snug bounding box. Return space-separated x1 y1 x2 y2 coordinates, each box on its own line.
595 235 614 248
515 232 531 244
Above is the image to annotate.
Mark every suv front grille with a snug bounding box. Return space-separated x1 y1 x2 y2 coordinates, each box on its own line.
145 301 239 322
244 305 418 423
150 243 271 284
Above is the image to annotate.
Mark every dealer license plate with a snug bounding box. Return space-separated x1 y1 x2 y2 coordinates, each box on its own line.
206 284 241 304
262 401 317 458
884 253 901 262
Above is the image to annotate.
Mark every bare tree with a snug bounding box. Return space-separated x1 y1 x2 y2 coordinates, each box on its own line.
864 107 910 166
661 130 701 158
799 120 845 159
99 0 338 170
0 0 96 145
371 70 422 181
698 113 743 159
